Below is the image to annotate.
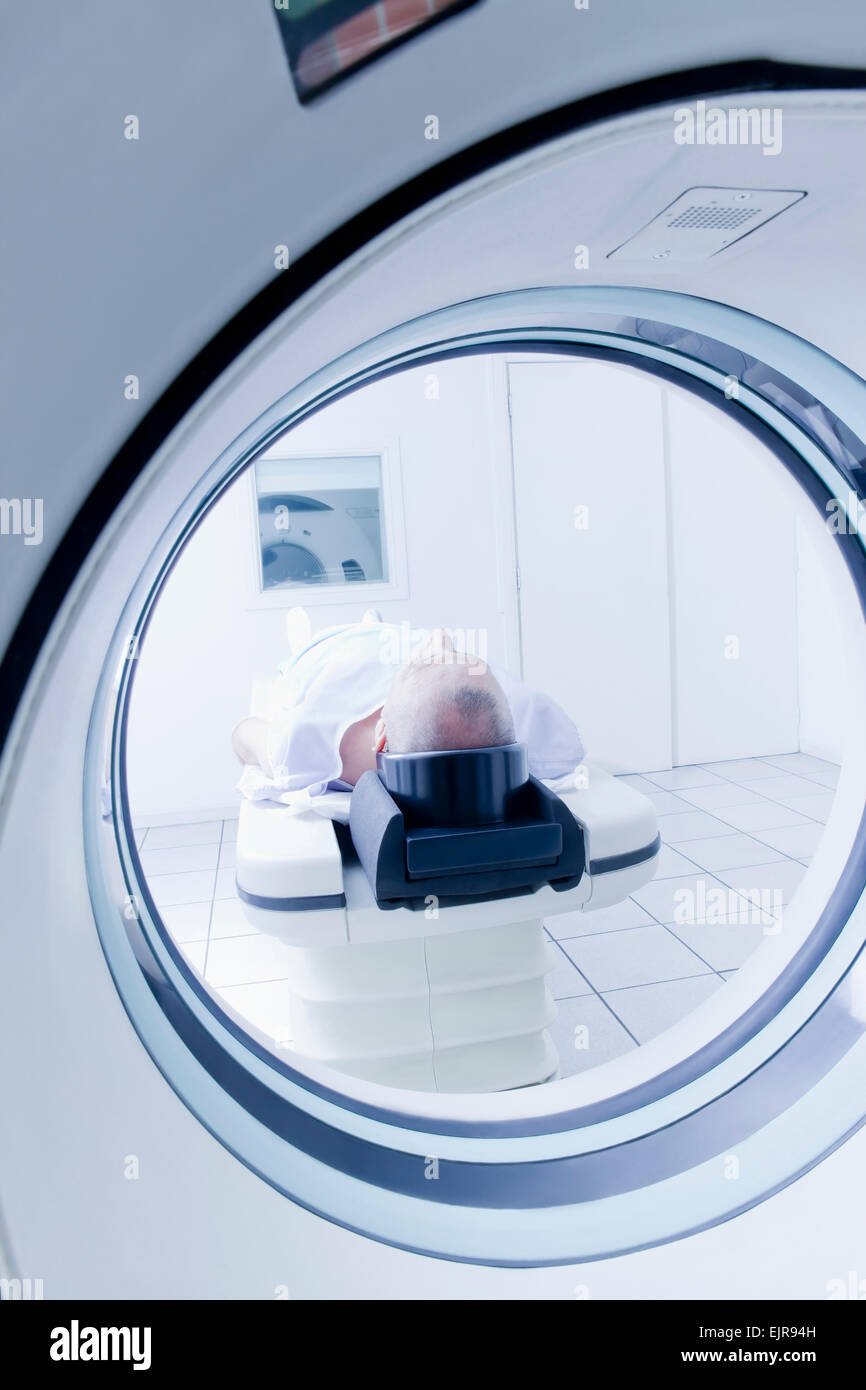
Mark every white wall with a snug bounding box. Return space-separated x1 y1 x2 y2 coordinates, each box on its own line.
126 357 519 820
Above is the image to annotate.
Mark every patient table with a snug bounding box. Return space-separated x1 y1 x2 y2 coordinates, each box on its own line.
235 732 659 1093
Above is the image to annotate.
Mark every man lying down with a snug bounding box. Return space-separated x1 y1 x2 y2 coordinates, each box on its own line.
233 615 585 813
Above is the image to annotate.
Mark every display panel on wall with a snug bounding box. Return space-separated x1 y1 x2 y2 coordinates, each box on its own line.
275 0 483 101
253 453 388 592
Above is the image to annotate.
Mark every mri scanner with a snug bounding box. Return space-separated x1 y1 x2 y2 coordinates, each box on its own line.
256 488 383 587
3 0 866 1299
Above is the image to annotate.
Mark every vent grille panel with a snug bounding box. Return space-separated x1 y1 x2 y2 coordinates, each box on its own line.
608 186 806 263
668 205 761 230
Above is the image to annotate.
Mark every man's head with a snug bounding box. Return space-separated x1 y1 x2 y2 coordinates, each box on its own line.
376 629 515 755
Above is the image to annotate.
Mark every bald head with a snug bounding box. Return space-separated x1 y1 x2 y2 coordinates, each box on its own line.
382 641 515 754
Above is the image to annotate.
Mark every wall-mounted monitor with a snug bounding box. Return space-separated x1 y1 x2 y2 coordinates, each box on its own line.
275 0 483 101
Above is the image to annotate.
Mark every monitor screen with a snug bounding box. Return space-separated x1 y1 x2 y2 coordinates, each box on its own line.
275 0 482 101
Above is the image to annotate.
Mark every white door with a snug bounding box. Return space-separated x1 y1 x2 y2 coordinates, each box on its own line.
507 360 673 774
666 388 799 765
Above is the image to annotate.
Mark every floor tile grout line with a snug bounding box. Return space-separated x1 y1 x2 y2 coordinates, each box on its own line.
568 852 780 942
656 794 826 835
551 920 656 945
654 808 819 874
680 794 828 833
753 755 840 792
717 786 829 856
599 968 725 997
137 834 227 850
548 936 641 1046
211 973 291 991
139 860 222 877
142 839 236 876
658 844 806 896
655 873 787 924
642 753 839 796
635 751 835 813
614 874 739 976
581 982 641 1047
552 861 769 945
670 785 826 832
652 768 832 832
152 897 219 909
549 957 729 1006
651 766 825 873
216 975 291 991
548 934 595 986
133 817 234 831
557 908 732 1019
659 923 728 982
552 900 776 946
202 821 226 978
565 890 779 998
556 934 683 1045
634 808 799 925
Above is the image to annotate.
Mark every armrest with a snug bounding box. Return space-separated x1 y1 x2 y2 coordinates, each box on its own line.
236 798 345 904
556 764 658 871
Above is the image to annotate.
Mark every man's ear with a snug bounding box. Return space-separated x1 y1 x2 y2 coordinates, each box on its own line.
373 717 387 753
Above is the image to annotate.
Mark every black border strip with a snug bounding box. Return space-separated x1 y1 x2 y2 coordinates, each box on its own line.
235 883 347 912
3 59 866 758
589 833 662 876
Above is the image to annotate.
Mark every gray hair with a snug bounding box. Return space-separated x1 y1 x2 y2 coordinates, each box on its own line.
386 676 516 754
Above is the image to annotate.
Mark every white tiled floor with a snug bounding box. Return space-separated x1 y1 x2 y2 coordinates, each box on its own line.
135 751 838 1084
545 750 837 1078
